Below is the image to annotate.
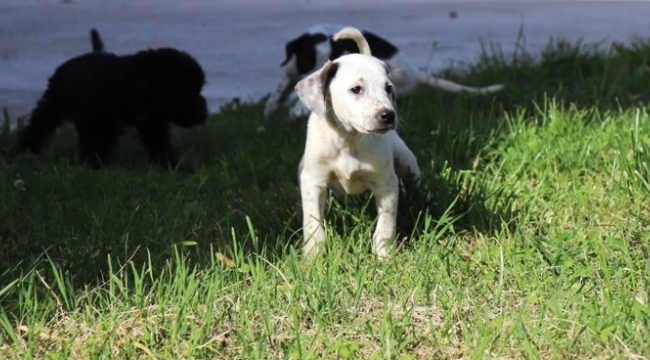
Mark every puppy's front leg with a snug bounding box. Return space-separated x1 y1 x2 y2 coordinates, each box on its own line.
391 133 421 184
76 121 118 167
264 76 296 120
136 124 174 167
300 174 328 257
371 173 399 260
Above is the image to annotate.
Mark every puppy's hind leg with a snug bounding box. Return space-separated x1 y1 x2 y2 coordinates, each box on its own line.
18 90 64 153
76 120 118 167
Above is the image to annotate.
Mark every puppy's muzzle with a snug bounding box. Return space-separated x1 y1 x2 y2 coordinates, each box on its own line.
371 109 396 133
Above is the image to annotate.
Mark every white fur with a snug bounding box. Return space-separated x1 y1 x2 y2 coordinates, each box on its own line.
295 46 420 259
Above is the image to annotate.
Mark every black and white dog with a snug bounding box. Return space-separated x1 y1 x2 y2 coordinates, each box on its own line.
264 24 504 120
18 29 208 167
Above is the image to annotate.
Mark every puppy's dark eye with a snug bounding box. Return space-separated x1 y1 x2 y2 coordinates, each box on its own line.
350 86 363 94
385 84 394 95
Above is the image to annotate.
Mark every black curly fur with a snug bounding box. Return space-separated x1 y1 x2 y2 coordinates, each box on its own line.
18 29 208 167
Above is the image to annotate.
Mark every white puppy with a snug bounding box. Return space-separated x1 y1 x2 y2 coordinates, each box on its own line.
296 27 421 259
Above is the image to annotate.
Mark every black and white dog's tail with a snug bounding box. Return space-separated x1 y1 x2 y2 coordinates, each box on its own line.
332 27 371 56
415 72 505 95
90 28 104 52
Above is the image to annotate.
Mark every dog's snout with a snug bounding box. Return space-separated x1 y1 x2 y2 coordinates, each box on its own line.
378 109 395 127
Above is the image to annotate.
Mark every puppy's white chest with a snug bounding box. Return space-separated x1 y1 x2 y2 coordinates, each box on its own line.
328 156 377 195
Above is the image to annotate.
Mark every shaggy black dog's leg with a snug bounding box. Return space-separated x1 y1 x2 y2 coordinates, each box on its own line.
136 123 175 167
18 90 65 153
75 120 118 167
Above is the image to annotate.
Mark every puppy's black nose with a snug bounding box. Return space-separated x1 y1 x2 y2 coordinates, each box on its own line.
378 109 396 127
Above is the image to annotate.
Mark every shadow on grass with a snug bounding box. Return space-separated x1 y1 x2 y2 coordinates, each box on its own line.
1 34 650 302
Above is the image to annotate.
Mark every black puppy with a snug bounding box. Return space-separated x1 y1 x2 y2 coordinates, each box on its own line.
18 29 208 167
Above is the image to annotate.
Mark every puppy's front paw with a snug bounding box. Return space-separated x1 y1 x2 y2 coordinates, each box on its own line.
303 238 323 258
373 239 394 261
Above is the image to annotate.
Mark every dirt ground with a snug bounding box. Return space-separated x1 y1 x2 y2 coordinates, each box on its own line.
1 0 649 128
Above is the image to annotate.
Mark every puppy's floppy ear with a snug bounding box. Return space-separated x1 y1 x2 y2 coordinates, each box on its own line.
295 60 339 118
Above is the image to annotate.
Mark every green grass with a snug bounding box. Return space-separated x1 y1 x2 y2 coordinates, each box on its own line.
1 35 650 359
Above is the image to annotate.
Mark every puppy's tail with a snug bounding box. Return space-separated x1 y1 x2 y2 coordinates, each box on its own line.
90 28 104 52
415 72 505 95
333 27 371 56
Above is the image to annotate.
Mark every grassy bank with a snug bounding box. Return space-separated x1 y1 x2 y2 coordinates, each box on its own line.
1 35 649 358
